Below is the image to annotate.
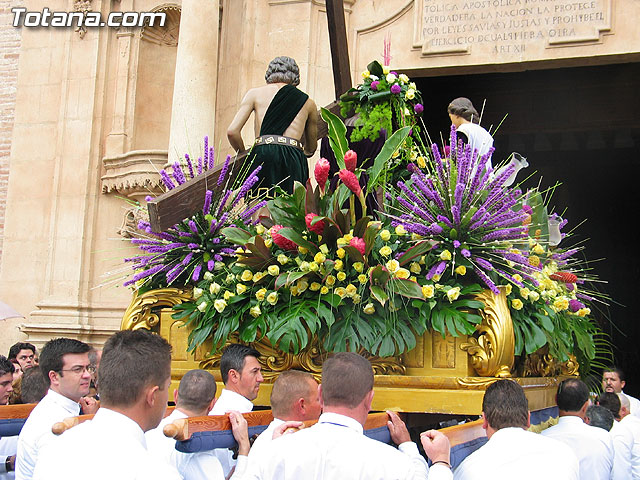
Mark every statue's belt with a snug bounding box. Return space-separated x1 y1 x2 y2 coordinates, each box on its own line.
254 135 303 151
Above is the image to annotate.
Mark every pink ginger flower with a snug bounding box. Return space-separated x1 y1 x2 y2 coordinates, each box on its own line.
305 213 325 235
270 225 297 251
314 158 330 192
338 169 362 197
344 150 358 172
349 237 366 255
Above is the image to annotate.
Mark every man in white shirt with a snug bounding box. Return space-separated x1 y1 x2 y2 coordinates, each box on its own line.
1 356 17 479
249 369 321 460
618 392 640 479
146 369 250 480
598 392 634 480
586 404 615 431
454 379 580 480
209 344 263 477
541 378 614 479
33 329 180 480
15 337 98 480
243 352 453 480
603 367 640 418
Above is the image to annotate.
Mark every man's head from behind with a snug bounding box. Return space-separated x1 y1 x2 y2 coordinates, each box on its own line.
0 355 15 405
321 352 374 414
176 369 217 416
586 404 614 431
20 366 49 404
98 330 172 431
271 370 321 422
220 344 263 401
556 378 590 417
482 379 529 437
602 367 625 394
265 56 300 86
596 391 621 420
39 337 91 402
8 342 36 371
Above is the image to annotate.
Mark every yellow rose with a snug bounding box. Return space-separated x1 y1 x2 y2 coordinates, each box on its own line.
395 268 410 279
253 271 266 283
382 65 390 75
203 272 214 281
410 262 422 274
223 290 234 300
240 270 253 282
325 275 336 286
405 89 415 100
380 229 391 241
337 248 346 259
310 282 322 291
268 265 280 276
264 238 273 248
236 283 248 295
554 297 569 311
447 286 461 302
314 252 326 264
290 285 300 296
513 274 523 283
255 288 267 301
335 287 348 298
520 287 530 299
298 246 309 255
528 255 540 267
432 274 441 282
334 260 344 271
363 303 376 314
343 233 353 242
309 262 319 272
362 70 370 79
197 301 208 312
277 254 289 265
193 287 203 299
511 298 524 310
533 243 545 255
440 250 452 261
336 237 347 247
358 274 368 284
504 284 513 296
386 259 400 273
417 156 427 169
249 305 261 318
455 265 467 276
320 286 329 295
214 299 227 313
345 284 358 297
399 73 409 84
296 279 309 293
528 290 540 302
337 272 347 282
320 244 329 254
395 225 407 236
577 307 591 317
351 294 362 304
266 291 279 305
225 273 235 284
353 262 364 273
379 246 392 257
422 285 435 299
255 224 265 234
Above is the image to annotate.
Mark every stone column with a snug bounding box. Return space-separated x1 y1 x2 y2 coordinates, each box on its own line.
167 1 219 164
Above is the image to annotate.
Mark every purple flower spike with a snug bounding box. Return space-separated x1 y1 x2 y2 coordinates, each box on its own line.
203 190 213 214
218 154 231 187
192 265 202 282
172 162 187 185
159 169 176 190
185 154 195 179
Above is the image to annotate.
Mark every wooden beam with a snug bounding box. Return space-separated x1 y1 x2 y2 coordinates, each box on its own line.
325 0 352 99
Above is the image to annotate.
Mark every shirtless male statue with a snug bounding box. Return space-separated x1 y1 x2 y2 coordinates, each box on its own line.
226 56 318 194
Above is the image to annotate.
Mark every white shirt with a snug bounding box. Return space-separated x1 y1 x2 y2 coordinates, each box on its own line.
611 419 634 480
247 418 284 461
453 427 580 480
541 415 614 480
621 414 640 479
209 389 254 415
242 412 452 480
145 408 247 480
15 389 80 480
32 407 181 480
209 389 253 477
456 123 494 165
623 392 640 419
0 435 18 480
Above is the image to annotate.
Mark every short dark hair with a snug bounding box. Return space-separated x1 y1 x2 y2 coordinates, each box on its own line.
271 370 317 418
0 355 15 377
220 344 260 385
8 342 36 360
177 370 217 412
556 378 589 412
98 330 172 407
483 379 529 430
321 352 373 409
39 338 91 386
586 405 614 431
447 97 480 124
20 366 48 404
603 366 625 382
597 392 621 420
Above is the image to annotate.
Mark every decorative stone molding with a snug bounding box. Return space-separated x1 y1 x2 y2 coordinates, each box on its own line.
141 4 181 46
101 149 167 196
19 322 119 349
73 0 93 38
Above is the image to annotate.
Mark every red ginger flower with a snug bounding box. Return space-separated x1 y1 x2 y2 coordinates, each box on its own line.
344 150 357 172
270 225 297 251
314 158 330 191
305 213 325 235
550 271 578 283
349 236 366 255
338 169 361 196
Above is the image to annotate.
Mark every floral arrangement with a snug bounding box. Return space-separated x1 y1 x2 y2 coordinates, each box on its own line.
123 137 263 291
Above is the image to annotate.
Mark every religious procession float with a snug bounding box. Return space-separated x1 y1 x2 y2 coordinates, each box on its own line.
120 60 608 418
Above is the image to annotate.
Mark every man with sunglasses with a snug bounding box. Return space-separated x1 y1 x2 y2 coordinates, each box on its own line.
15 338 97 480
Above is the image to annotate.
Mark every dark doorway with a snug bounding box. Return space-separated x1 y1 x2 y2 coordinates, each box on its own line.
415 62 640 395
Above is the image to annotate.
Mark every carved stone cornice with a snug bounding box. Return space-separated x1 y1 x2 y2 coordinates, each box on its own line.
101 149 167 196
